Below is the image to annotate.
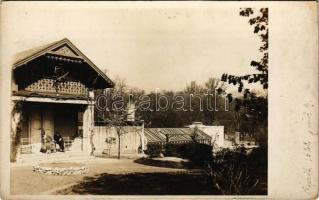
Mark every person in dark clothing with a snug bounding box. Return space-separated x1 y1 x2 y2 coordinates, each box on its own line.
54 131 65 152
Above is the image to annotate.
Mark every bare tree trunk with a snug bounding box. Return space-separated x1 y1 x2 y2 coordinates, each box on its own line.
117 133 121 159
212 110 215 124
90 131 95 156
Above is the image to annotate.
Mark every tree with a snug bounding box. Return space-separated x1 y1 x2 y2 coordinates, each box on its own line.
184 81 205 94
203 78 227 124
218 8 268 145
96 78 144 159
220 8 268 102
96 78 127 159
107 113 129 159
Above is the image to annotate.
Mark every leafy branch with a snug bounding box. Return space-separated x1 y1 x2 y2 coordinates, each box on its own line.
220 8 268 103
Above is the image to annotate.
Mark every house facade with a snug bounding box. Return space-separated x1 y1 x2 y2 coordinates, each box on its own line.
11 38 114 157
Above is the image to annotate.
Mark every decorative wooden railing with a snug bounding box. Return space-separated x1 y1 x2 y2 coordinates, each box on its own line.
20 136 73 154
63 137 72 151
24 78 88 95
20 138 33 154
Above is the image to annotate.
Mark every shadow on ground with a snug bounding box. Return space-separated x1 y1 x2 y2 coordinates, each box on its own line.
134 157 195 169
55 171 267 195
55 172 220 195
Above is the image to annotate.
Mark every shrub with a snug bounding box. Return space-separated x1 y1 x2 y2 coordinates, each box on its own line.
204 147 266 195
182 143 213 166
247 145 267 167
134 157 193 169
146 142 213 166
145 144 164 158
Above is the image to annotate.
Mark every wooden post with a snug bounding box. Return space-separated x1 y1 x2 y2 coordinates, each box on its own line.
235 131 240 145
141 121 145 151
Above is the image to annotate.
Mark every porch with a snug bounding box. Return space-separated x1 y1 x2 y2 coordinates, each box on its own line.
12 97 95 160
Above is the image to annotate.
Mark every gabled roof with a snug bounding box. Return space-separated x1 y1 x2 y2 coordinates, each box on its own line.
13 38 114 87
144 128 211 144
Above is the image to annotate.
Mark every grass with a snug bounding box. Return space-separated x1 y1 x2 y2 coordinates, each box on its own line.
54 171 219 195
11 157 267 195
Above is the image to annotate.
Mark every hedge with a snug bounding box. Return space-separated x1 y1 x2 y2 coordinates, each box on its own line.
145 142 213 166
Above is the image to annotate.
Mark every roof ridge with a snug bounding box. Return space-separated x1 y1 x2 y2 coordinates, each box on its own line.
12 38 114 88
13 38 66 66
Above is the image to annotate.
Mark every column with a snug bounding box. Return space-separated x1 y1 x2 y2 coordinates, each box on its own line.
11 101 23 162
82 103 94 155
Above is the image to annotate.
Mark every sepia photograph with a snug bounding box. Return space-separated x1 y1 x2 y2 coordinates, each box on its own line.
0 1 317 199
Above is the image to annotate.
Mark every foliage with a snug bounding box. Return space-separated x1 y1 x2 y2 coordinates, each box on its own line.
146 142 213 166
105 137 117 144
95 76 245 133
96 78 143 159
247 144 267 167
230 95 268 136
220 8 268 102
205 147 264 195
95 77 232 130
134 157 192 169
136 78 228 128
11 126 22 162
104 137 117 154
10 101 24 162
179 143 213 166
145 144 164 158
96 80 128 159
217 8 269 146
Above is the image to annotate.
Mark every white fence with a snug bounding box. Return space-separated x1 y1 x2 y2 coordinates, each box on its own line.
93 126 143 155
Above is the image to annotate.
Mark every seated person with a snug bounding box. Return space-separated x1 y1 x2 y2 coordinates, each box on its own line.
40 129 56 153
54 131 65 152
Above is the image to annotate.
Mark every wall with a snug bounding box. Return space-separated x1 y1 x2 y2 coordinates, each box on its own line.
200 126 224 148
188 124 225 149
93 126 142 155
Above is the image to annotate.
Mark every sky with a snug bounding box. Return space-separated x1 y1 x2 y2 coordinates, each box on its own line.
2 2 262 92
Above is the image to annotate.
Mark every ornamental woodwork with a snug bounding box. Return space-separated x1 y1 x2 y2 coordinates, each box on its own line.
52 45 79 57
25 78 88 95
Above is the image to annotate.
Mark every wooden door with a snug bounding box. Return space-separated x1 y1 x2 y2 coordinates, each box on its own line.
43 109 54 138
30 106 54 143
30 108 42 143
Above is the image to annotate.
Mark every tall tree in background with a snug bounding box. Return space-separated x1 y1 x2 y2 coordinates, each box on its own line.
204 78 226 124
220 8 268 144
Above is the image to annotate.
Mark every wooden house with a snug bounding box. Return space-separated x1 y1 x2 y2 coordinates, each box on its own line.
11 38 114 155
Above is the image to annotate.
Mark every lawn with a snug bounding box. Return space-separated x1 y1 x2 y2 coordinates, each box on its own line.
54 171 217 195
11 157 266 195
11 158 189 195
